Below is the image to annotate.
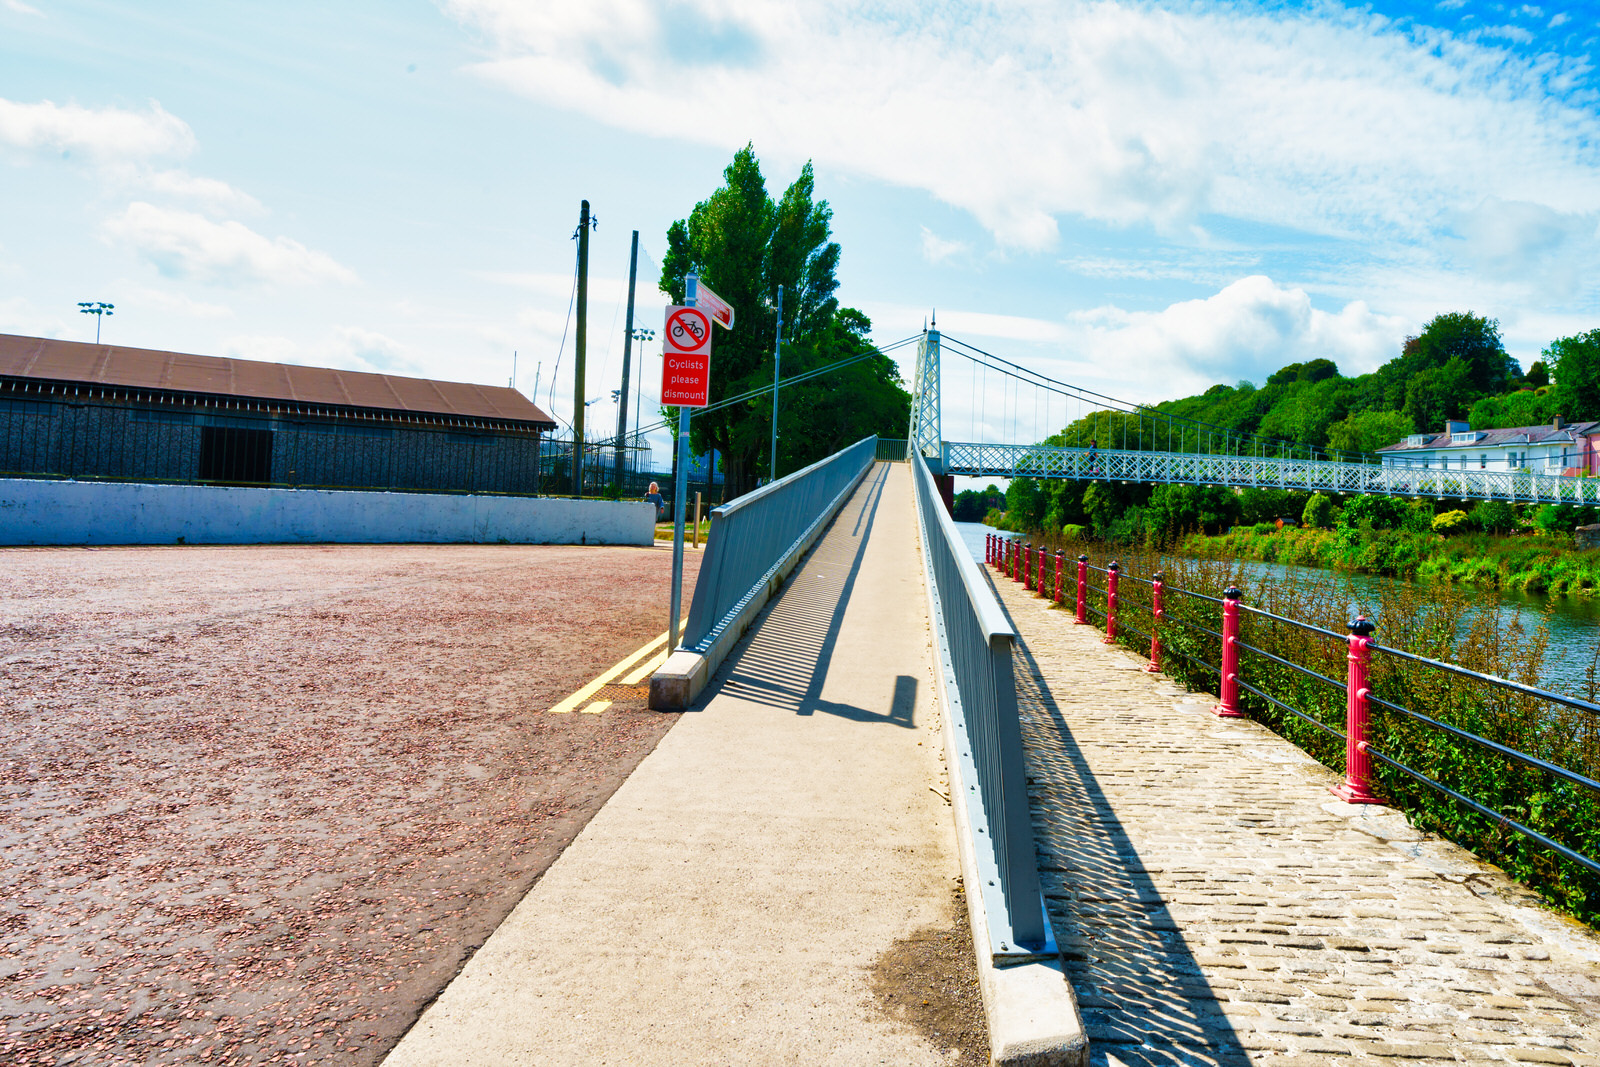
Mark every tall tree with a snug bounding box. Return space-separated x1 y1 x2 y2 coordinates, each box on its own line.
1547 329 1600 420
661 145 861 499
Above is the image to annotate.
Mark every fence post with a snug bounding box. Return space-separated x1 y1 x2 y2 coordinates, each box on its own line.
1103 561 1119 643
1213 586 1245 718
1074 554 1089 625
1146 571 1163 673
1054 550 1064 603
1036 543 1045 595
1016 543 1028 586
1332 616 1385 804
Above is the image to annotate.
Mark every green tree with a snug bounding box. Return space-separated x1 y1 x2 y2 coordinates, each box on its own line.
771 308 909 473
1005 478 1046 529
1379 312 1517 408
1467 389 1555 430
663 145 883 499
1339 494 1409 530
1470 499 1516 534
1547 329 1600 421
1402 357 1472 432
1325 409 1413 454
1302 493 1336 529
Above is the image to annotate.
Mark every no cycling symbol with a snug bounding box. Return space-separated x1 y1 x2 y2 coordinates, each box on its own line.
666 307 711 354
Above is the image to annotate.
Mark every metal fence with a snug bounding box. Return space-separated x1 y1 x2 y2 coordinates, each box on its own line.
681 436 876 653
876 438 908 462
912 452 1050 962
997 541 1600 911
2 393 543 495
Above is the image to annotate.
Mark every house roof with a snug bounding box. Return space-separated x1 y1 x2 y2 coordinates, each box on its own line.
0 333 556 428
1376 421 1600 453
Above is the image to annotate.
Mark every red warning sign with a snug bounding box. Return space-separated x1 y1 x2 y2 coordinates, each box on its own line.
662 305 712 407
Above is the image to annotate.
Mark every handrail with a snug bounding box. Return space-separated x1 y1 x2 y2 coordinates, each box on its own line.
681 437 876 652
911 452 1050 962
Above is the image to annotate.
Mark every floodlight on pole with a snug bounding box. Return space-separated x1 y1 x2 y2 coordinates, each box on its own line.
77 301 114 344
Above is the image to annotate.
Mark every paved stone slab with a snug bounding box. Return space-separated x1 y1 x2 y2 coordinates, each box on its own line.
988 570 1600 1066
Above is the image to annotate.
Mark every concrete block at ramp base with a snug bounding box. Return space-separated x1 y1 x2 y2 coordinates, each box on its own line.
648 649 708 711
985 959 1088 1066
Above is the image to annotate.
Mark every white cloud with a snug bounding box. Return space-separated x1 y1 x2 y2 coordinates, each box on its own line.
447 0 1600 254
103 202 356 287
919 226 968 265
1550 12 1570 27
1452 198 1598 297
2 0 43 16
1071 276 1408 394
123 285 233 320
136 169 264 215
0 97 193 162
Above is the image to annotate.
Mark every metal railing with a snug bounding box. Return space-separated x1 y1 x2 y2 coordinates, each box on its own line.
914 454 1050 961
681 436 876 653
875 438 908 462
993 542 1600 901
946 441 1600 507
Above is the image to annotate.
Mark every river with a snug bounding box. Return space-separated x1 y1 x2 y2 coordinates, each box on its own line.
954 522 1600 696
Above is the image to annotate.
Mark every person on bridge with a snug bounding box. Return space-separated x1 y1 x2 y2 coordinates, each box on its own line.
644 481 666 519
1088 438 1099 475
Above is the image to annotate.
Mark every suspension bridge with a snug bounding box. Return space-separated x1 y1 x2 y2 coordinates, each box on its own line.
909 328 1600 507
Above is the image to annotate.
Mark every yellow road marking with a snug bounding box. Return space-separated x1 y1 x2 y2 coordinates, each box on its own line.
619 648 670 686
579 700 612 715
545 625 681 714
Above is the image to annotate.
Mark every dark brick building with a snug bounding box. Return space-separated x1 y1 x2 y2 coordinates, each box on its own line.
0 334 557 494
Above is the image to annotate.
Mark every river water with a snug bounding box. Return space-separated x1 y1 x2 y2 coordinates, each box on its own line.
954 522 1600 696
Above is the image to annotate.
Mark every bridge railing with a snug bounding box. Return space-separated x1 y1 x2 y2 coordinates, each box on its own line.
948 442 1600 507
994 541 1600 918
912 455 1052 962
681 436 876 654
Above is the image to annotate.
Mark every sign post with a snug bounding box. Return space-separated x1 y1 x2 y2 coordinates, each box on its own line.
665 281 715 651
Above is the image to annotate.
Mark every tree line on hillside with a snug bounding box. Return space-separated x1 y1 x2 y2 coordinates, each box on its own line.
988 312 1600 543
658 146 910 500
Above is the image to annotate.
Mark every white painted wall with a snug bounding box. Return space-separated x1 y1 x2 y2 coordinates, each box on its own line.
0 479 654 546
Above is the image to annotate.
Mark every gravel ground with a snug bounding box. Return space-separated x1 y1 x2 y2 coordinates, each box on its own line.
0 542 699 1066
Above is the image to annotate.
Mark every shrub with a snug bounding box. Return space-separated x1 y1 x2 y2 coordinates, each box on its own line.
1302 493 1336 529
1252 522 1277 536
1471 500 1516 534
1433 510 1469 534
1063 523 1089 542
1339 494 1409 530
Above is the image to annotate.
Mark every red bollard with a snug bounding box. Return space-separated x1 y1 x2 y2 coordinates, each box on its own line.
1054 550 1064 603
1146 572 1164 673
1016 543 1028 585
985 534 992 565
1074 555 1089 625
1103 561 1120 643
1213 586 1245 717
1025 544 1035 590
1331 616 1385 804
1036 544 1046 595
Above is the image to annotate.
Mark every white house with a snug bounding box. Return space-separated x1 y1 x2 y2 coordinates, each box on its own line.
1376 418 1600 475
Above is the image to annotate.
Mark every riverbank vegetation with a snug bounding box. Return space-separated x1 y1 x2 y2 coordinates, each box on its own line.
1031 550 1600 926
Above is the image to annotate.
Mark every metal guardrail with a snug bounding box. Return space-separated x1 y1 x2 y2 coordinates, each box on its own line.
943 441 1600 506
875 438 908 462
680 436 876 653
912 452 1050 961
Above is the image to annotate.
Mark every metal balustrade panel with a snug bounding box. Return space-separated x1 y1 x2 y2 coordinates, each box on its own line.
939 442 1600 507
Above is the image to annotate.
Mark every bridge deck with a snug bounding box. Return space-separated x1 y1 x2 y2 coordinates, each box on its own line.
988 570 1600 1065
942 442 1600 507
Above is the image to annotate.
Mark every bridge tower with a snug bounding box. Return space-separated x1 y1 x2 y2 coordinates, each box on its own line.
910 325 942 468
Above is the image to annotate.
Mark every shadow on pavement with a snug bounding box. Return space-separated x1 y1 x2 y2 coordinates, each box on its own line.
991 590 1252 1067
714 464 915 728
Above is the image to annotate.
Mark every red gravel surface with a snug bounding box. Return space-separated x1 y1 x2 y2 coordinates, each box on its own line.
0 542 700 1066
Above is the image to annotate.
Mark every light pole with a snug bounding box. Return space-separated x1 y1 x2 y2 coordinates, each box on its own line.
78 302 114 343
630 326 655 476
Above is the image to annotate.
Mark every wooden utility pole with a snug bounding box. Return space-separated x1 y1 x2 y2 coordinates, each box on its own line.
573 199 592 496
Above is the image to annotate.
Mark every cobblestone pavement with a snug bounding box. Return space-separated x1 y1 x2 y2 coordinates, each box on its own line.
987 569 1600 1067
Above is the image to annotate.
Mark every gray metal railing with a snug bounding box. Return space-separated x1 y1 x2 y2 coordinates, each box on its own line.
911 450 1051 961
681 436 877 653
875 438 908 462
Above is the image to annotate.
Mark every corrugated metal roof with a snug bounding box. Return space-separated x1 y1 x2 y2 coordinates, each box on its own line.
0 333 556 427
1377 421 1600 451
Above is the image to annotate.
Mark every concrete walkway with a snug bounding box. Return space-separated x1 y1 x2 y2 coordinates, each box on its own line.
988 569 1600 1066
385 463 969 1066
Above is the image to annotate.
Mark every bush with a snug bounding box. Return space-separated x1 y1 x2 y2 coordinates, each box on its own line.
1471 500 1516 534
1339 494 1410 531
984 507 1008 529
1063 523 1089 542
1432 510 1469 534
1252 522 1277 536
1302 493 1336 530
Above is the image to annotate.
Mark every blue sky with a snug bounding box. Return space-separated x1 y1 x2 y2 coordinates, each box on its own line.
3 0 1598 459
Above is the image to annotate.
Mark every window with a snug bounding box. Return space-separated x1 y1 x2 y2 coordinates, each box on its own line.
198 426 273 484
1480 455 1487 469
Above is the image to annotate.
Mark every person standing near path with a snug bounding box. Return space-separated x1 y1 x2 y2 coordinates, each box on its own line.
644 481 666 520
